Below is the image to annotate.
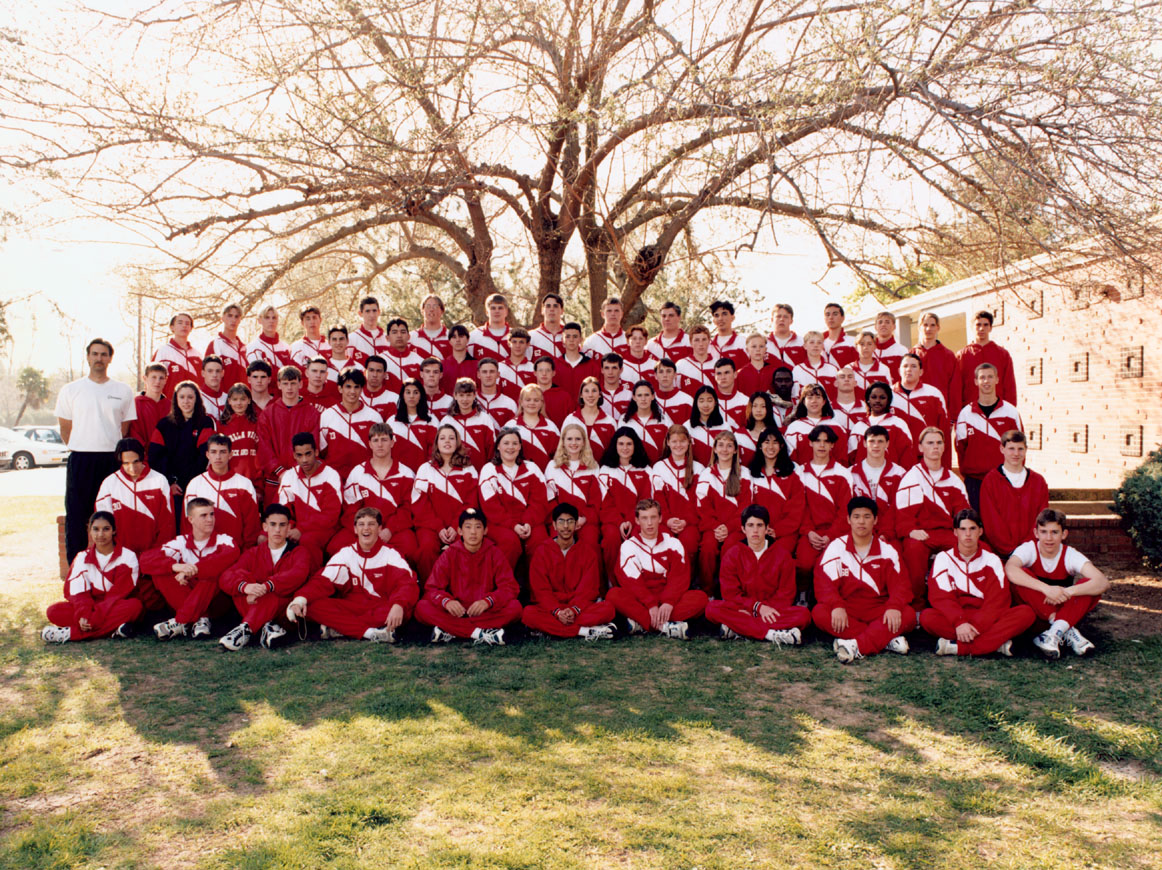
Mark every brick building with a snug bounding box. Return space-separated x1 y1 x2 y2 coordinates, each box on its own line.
848 248 1161 491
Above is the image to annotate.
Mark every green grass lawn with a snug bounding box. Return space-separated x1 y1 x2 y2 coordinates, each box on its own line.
2 496 1160 869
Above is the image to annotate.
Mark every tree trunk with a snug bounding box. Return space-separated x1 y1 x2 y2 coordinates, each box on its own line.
12 398 29 427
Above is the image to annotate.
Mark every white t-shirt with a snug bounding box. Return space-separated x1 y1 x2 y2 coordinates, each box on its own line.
1012 541 1090 577
1001 466 1028 488
54 377 137 452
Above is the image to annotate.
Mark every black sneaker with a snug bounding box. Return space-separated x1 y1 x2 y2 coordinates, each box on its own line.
259 621 288 649
112 622 136 639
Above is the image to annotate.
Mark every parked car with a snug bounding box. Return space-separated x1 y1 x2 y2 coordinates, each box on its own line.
0 427 70 470
13 425 66 446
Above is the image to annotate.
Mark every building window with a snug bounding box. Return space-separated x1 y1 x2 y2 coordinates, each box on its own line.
990 300 1005 327
1026 358 1043 386
1068 352 1089 382
1026 424 1043 451
1067 284 1090 311
1067 424 1089 454
1118 346 1144 379
1123 271 1145 300
1120 425 1144 458
1018 288 1043 318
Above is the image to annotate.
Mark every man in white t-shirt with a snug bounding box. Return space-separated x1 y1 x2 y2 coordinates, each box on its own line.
55 338 138 562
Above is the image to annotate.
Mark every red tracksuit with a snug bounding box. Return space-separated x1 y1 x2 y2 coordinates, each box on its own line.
410 463 480 579
469 325 512 360
522 538 615 637
766 332 807 370
498 359 536 401
874 338 908 382
439 353 478 394
219 415 262 491
47 547 143 639
794 461 853 572
388 416 437 473
791 359 840 403
980 466 1049 557
784 416 849 466
599 385 633 419
824 331 858 370
561 411 617 463
850 360 893 400
129 393 168 447
276 463 343 569
414 539 522 637
94 467 175 564
650 457 703 566
257 398 321 501
956 342 1017 411
895 464 970 605
246 333 295 371
849 461 906 545
848 411 914 469
608 533 708 628
892 383 950 468
584 329 628 359
910 341 961 420
478 390 518 428
319 403 383 482
219 540 312 629
736 360 780 398
813 535 914 655
296 540 419 638
290 336 332 371
303 382 341 412
331 460 418 562
350 326 388 365
555 355 600 408
182 469 261 549
479 461 551 567
655 387 693 423
447 411 497 471
361 384 397 419
411 326 452 361
516 416 560 470
152 339 203 397
955 401 1023 480
710 331 749 370
694 465 753 593
140 533 238 624
676 356 717 395
707 539 810 638
684 422 731 467
381 346 425 395
206 333 248 389
1009 541 1102 628
746 467 806 555
597 465 654 580
623 414 671 464
921 548 1035 655
545 461 604 551
647 331 693 363
715 390 749 431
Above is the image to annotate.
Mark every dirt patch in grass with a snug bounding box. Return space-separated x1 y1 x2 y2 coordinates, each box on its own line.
1098 559 1162 639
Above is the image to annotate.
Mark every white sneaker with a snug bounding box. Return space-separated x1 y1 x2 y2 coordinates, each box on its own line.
1033 630 1062 660
259 621 288 649
834 637 861 663
660 620 689 640
472 627 505 646
996 640 1013 657
626 618 645 635
431 626 454 643
111 622 135 639
153 618 187 641
42 625 70 644
219 623 251 651
363 627 396 643
581 624 614 641
719 624 741 640
936 637 958 656
886 635 910 655
192 618 212 638
765 627 802 646
1063 627 1095 656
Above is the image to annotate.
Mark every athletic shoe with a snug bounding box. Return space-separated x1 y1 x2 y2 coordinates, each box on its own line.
318 625 343 640
153 618 187 641
660 620 689 640
935 637 958 656
1063 627 1095 656
192 618 212 639
259 621 288 649
581 624 615 641
111 622 135 639
626 618 645 635
834 637 861 664
219 623 252 651
430 626 455 643
41 625 70 644
765 627 802 646
472 627 505 646
719 624 741 640
363 627 396 643
1033 630 1062 660
886 635 909 655
996 640 1013 657
794 591 809 608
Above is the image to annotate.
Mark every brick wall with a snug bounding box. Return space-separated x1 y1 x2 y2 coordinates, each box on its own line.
1060 516 1141 561
56 515 69 580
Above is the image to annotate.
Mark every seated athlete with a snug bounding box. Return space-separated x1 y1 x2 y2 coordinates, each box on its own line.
414 508 522 645
1005 509 1110 659
142 497 239 641
608 498 708 640
813 496 913 663
921 509 1035 657
706 505 809 645
43 511 142 643
218 504 312 650
286 507 420 644
521 504 617 640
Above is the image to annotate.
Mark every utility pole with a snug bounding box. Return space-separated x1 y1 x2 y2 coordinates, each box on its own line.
135 291 143 391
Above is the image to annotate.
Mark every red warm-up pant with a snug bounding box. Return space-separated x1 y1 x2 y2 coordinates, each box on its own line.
606 587 708 631
705 601 811 640
794 535 830 574
521 601 617 637
697 534 741 596
132 572 168 614
154 574 230 625
328 529 420 568
309 594 415 639
229 591 291 630
1012 584 1101 629
415 529 449 580
488 526 550 571
46 598 143 640
601 524 628 586
812 601 916 656
919 605 1035 655
901 530 957 608
414 599 523 639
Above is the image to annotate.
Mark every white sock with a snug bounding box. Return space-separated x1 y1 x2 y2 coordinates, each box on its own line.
1050 619 1070 637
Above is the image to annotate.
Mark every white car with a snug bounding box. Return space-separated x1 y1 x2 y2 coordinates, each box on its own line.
0 426 70 470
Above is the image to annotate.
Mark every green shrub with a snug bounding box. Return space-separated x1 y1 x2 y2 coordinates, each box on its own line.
1113 447 1162 567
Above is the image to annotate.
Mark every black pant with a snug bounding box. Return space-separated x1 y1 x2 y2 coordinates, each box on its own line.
963 475 984 513
65 451 118 563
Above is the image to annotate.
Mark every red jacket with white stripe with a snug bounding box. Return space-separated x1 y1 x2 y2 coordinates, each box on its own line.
446 411 497 471
684 422 731 467
791 359 840 403
515 416 560 469
848 411 915 468
598 466 654 528
341 460 416 536
694 464 753 534
479 461 550 529
497 359 536 400
182 469 260 548
410 463 479 533
849 461 906 542
469 325 512 360
206 333 247 389
562 412 617 462
617 533 690 607
746 468 806 542
715 390 749 430
710 332 749 370
928 547 1011 627
424 538 519 608
784 415 849 465
955 401 1023 478
874 338 908 382
583 329 628 359
650 457 702 529
599 384 633 419
719 539 796 613
528 538 602 613
361 385 397 419
646 331 693 363
319 403 383 481
290 336 332 370
623 413 671 464
388 416 437 472
655 387 693 422
766 332 807 369
257 399 321 483
676 356 717 394
63 547 139 620
140 533 239 587
219 415 261 486
850 360 892 398
276 463 343 544
220 540 311 598
411 326 452 361
796 461 853 539
814 535 908 611
545 461 604 530
349 326 388 365
246 333 295 371
909 341 961 415
894 465 970 535
152 339 203 396
824 331 858 369
979 466 1049 556
297 540 419 610
892 383 948 442
477 390 518 428
381 346 425 395
94 468 174 554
